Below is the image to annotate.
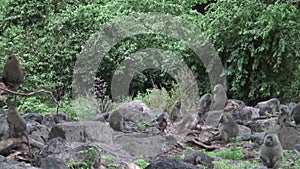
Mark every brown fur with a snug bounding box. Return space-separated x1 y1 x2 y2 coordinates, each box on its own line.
260 132 283 169
210 84 227 111
277 104 296 128
170 100 182 122
2 56 23 91
6 106 31 155
211 112 239 142
292 103 300 125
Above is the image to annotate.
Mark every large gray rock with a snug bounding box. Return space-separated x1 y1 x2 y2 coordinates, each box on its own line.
116 100 153 123
48 121 176 158
255 98 280 116
238 125 252 141
0 112 9 141
146 158 200 169
247 117 278 132
184 152 214 169
114 133 176 158
48 121 115 144
205 110 223 128
232 106 259 124
0 155 39 169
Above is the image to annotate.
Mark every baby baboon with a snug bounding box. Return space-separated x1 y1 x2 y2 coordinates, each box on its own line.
277 104 296 128
210 84 227 111
6 106 31 155
260 132 283 169
198 93 212 114
210 112 239 142
292 103 300 125
170 100 182 122
2 55 23 91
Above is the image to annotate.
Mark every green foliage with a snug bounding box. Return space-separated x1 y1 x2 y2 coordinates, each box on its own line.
1 0 299 110
215 139 243 160
202 0 300 104
171 154 185 160
134 86 180 113
68 147 99 169
101 154 115 161
136 121 147 131
133 159 148 169
71 95 114 121
184 146 195 153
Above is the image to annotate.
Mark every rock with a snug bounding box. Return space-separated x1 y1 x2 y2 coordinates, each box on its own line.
114 133 176 158
293 144 300 152
238 125 252 141
48 120 175 158
184 152 214 169
205 110 223 128
227 99 246 109
23 113 43 124
0 155 39 169
0 112 9 140
247 117 278 132
27 121 49 144
48 121 114 143
255 98 280 116
95 112 109 122
175 112 199 134
39 157 67 169
277 126 300 150
116 101 153 123
108 109 124 132
232 106 259 124
37 137 100 169
250 132 265 145
145 158 200 169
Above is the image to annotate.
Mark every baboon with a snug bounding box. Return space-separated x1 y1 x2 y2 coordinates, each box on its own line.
170 100 182 122
198 93 212 114
210 112 239 142
260 132 283 169
2 55 23 91
277 104 296 128
210 84 227 111
6 106 31 155
292 103 300 125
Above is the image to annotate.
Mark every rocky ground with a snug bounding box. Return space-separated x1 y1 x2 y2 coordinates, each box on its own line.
0 99 299 169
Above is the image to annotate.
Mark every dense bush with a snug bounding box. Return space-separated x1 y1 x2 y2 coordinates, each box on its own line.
202 0 300 104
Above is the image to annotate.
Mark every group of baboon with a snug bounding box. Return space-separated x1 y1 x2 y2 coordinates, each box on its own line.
0 56 31 156
170 83 300 169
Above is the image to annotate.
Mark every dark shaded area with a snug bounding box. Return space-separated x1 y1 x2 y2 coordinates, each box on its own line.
192 0 217 15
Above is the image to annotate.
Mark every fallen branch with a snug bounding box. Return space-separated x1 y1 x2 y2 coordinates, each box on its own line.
0 137 44 152
187 139 219 151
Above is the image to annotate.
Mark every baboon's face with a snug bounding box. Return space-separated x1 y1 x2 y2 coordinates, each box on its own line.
213 84 223 94
175 101 181 108
264 134 277 146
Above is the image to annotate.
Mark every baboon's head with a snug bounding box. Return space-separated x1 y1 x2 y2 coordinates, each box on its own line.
264 133 279 147
212 84 224 94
